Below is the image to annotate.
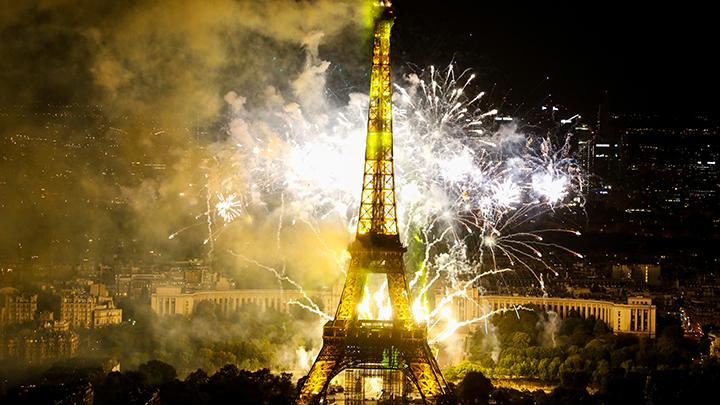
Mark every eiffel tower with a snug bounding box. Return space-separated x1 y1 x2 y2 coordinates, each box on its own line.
296 2 452 404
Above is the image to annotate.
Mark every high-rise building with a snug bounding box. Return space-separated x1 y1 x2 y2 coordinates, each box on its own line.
584 94 625 196
574 123 595 174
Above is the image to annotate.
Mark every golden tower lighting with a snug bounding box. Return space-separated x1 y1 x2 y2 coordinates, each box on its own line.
295 1 452 403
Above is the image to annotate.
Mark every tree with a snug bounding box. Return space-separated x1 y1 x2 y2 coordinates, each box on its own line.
94 371 154 405
610 346 636 369
185 369 209 386
635 337 657 369
591 359 610 388
568 329 591 347
192 300 220 320
492 387 535 405
548 357 563 381
645 369 687 405
444 360 483 381
592 319 609 337
138 360 177 386
510 332 531 349
493 309 542 346
537 358 551 381
656 325 685 368
600 369 645 405
457 370 493 404
560 355 590 390
547 386 591 405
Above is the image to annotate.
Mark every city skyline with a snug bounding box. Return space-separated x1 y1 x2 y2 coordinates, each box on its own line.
1 1 719 404
2 1 718 266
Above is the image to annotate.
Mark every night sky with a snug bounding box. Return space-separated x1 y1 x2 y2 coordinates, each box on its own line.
394 1 719 119
2 1 716 116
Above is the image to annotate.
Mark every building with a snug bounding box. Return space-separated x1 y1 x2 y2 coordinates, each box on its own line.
574 124 595 174
151 287 339 317
92 302 123 327
114 273 167 299
585 113 719 219
60 293 122 328
709 332 720 358
447 290 656 338
60 294 96 328
621 116 719 213
611 263 662 285
89 283 108 298
0 287 37 325
0 320 79 364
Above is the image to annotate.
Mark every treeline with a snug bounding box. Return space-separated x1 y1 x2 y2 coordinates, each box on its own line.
446 304 720 404
0 300 321 396
81 299 322 376
447 306 694 383
1 360 295 404
455 362 720 405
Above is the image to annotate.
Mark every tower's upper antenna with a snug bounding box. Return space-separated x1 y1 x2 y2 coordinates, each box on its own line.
357 0 398 237
374 0 394 20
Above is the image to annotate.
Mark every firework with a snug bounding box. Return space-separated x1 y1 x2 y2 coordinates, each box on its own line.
215 193 243 224
171 62 586 343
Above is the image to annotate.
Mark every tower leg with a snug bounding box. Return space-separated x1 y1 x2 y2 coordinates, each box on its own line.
387 272 412 321
297 344 342 405
335 269 364 320
404 343 449 403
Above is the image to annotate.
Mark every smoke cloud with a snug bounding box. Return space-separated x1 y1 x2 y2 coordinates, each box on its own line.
0 0 369 282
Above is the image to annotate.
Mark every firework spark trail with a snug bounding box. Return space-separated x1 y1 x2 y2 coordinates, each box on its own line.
168 222 205 240
429 305 532 344
288 299 333 321
276 192 284 251
228 250 331 320
204 182 214 263
428 267 512 322
171 61 586 339
408 227 451 290
298 217 349 276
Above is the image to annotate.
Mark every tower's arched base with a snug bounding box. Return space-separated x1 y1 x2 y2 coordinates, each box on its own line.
296 320 453 405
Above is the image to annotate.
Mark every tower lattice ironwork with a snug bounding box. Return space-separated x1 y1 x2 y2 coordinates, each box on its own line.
296 2 452 404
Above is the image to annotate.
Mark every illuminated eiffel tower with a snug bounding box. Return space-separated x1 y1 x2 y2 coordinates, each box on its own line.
296 2 452 404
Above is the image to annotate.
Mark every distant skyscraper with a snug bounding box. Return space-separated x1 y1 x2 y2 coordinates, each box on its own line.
591 91 623 195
